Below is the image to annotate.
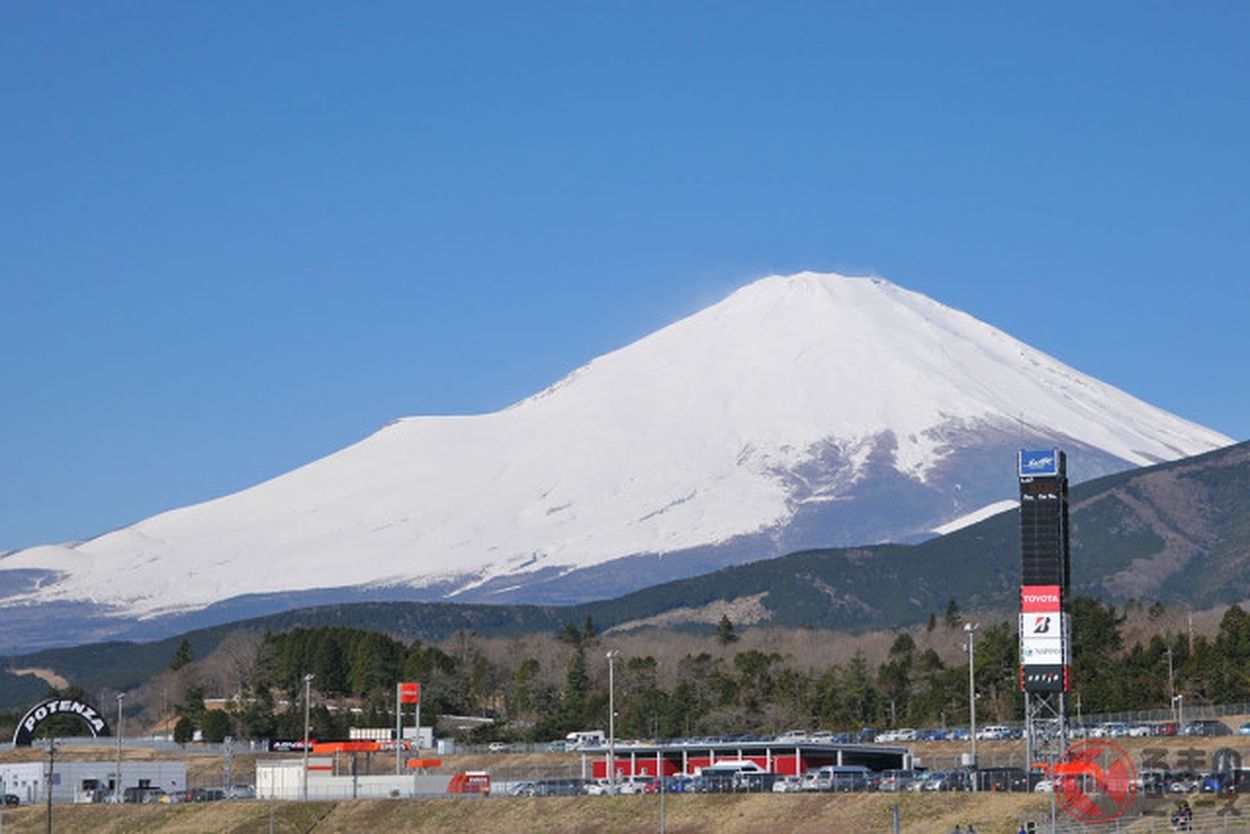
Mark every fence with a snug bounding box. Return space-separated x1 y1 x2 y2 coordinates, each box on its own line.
1022 805 1250 833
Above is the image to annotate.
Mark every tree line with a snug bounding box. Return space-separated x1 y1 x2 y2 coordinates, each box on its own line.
8 598 1250 744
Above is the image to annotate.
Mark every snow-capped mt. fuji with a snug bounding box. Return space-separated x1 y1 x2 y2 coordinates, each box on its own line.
0 272 1233 639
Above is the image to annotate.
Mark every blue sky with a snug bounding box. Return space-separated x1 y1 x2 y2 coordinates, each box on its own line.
3 2 1248 551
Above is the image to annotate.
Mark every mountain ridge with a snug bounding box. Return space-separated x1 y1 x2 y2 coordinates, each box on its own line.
0 272 1232 639
3 439 1248 708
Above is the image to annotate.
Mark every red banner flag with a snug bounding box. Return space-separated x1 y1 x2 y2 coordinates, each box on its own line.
399 682 421 704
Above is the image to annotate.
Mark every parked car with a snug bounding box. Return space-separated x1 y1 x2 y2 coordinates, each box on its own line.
976 725 1011 740
924 770 971 792
977 767 1029 792
879 769 920 792
664 776 695 794
1181 720 1232 737
774 729 808 743
506 781 537 797
535 778 586 796
122 786 166 804
772 775 803 793
3 794 19 807
811 765 873 792
1166 771 1202 793
584 779 613 796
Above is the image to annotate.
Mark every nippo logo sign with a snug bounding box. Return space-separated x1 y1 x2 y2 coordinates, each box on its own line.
1055 740 1138 823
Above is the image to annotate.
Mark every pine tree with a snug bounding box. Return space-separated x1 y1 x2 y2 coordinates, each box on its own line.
173 716 195 744
716 615 739 645
169 639 193 672
944 598 962 628
558 647 590 731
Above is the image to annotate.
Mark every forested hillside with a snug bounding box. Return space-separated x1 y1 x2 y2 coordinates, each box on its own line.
11 599 1250 746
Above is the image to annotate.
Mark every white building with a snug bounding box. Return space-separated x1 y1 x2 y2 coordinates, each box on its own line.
256 759 450 800
0 760 186 804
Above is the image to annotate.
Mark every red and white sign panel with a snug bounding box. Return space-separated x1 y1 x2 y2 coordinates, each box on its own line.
1020 585 1061 612
399 682 421 704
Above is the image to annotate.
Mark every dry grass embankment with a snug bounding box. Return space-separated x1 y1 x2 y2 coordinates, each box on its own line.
0 793 1050 834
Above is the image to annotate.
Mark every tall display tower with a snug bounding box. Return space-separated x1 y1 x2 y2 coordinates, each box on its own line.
1018 449 1071 780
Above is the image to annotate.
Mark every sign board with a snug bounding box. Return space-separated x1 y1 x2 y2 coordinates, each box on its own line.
399 682 421 704
1022 665 1068 692
1020 585 1061 612
1019 449 1061 478
12 698 111 747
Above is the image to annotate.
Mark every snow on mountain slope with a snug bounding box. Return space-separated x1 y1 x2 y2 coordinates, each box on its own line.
0 273 1233 620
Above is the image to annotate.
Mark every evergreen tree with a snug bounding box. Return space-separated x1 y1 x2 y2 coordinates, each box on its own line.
878 634 916 721
1069 596 1128 711
842 652 876 724
558 647 590 731
173 716 195 744
312 636 348 696
169 639 193 672
558 621 584 647
175 685 207 728
733 650 781 712
944 598 962 628
716 615 739 645
239 687 277 739
201 710 232 743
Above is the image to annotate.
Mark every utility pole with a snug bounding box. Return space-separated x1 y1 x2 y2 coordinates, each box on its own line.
44 739 57 834
302 673 315 802
965 622 980 791
115 693 125 803
606 649 620 794
1166 647 1176 720
224 736 234 797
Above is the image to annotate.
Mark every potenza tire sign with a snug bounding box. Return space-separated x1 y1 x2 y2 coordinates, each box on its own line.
12 698 112 746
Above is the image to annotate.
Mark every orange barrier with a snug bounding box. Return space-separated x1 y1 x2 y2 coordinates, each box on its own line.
312 740 381 754
406 758 443 769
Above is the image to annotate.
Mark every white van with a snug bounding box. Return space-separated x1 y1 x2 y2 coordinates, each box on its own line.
698 760 765 776
698 760 767 793
565 730 606 750
975 725 1011 740
814 765 873 792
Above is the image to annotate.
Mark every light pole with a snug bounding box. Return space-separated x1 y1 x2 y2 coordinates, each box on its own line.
44 738 57 834
964 622 980 792
115 693 125 804
606 650 619 794
1166 647 1177 719
1173 694 1184 727
302 673 315 802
